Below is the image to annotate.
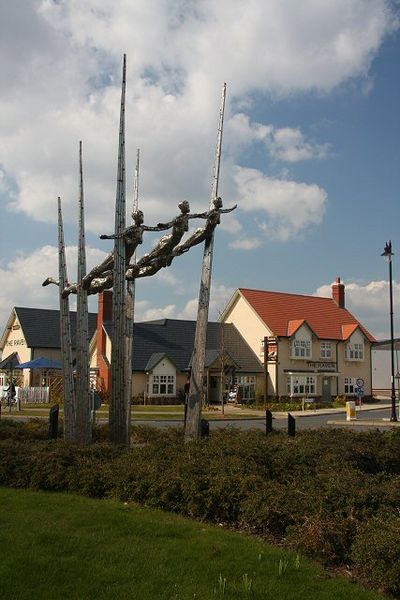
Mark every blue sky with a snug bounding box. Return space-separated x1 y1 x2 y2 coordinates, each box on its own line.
0 0 399 339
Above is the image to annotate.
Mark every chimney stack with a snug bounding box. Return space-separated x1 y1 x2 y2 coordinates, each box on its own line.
332 277 345 308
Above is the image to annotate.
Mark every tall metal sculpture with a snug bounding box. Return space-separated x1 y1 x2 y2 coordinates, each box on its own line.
45 57 235 446
75 141 91 444
184 83 227 441
57 197 76 442
109 54 129 445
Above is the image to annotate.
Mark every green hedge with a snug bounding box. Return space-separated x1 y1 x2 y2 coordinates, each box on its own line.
1 420 400 595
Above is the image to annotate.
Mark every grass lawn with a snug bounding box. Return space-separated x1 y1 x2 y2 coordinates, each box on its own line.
8 404 260 421
0 488 382 600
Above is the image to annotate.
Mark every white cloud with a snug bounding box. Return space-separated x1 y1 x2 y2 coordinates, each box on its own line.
315 279 400 339
234 167 327 241
229 237 263 251
0 0 396 235
178 283 235 320
227 114 329 162
268 127 329 162
0 244 108 329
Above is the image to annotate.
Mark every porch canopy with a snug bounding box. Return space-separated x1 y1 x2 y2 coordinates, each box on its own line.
16 357 62 370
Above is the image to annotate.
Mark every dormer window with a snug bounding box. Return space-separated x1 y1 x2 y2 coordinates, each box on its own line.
346 342 364 361
291 339 311 359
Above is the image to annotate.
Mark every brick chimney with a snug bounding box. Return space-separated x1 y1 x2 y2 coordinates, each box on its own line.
332 277 345 308
96 291 112 394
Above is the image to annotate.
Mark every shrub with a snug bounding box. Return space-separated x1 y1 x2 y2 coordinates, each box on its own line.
352 512 400 596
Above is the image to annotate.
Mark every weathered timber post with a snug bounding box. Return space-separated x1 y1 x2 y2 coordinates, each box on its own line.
185 83 226 442
109 54 129 445
75 141 91 444
57 197 76 442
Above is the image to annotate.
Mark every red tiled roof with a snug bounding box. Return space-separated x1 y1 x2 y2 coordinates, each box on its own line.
239 288 376 342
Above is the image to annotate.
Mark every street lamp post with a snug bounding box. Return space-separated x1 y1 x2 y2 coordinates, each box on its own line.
381 241 398 422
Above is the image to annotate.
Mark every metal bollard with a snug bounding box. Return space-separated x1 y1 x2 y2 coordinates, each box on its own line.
49 405 59 439
288 413 296 437
265 409 273 434
200 418 210 437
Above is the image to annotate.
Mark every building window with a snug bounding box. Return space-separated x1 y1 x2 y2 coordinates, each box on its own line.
320 342 332 359
291 339 311 359
346 343 364 361
234 376 256 401
287 375 316 396
152 374 175 396
344 377 357 395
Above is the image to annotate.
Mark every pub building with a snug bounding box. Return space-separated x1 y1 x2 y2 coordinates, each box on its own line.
220 278 376 402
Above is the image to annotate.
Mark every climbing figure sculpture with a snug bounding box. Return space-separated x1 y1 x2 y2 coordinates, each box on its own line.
82 209 165 289
173 197 236 257
125 200 206 279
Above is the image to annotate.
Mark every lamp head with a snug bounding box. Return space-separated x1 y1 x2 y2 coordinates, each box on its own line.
381 240 394 262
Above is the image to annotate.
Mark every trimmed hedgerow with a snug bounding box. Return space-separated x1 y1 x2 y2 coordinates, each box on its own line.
0 421 399 595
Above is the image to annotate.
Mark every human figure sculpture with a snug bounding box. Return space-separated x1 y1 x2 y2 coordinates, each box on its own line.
42 274 113 297
81 209 165 290
125 200 206 279
172 197 237 256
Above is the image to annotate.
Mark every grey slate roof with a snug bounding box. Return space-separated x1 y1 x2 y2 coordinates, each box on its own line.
14 307 97 349
104 318 262 373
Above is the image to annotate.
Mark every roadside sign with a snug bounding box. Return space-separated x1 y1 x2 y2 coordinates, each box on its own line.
356 388 364 397
356 378 364 388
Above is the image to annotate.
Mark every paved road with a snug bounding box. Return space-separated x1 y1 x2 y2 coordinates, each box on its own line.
133 408 398 432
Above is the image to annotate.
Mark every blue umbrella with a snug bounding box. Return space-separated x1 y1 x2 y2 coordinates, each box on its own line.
16 357 63 370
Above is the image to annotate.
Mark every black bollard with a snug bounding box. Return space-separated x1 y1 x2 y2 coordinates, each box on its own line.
265 409 273 434
288 413 296 437
49 404 59 439
200 418 210 437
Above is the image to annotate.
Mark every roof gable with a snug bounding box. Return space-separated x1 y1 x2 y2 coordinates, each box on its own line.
239 288 375 342
8 307 98 349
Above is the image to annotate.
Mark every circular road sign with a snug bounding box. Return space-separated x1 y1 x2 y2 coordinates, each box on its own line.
356 378 364 388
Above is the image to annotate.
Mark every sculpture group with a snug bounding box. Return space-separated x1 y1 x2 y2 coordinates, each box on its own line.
43 197 235 297
46 55 234 445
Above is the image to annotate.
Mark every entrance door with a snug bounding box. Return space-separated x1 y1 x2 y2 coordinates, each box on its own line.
322 377 331 402
209 376 221 403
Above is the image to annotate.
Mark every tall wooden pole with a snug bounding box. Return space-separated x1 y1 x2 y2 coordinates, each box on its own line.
109 54 129 445
75 141 91 444
124 148 140 436
57 197 76 442
185 83 226 441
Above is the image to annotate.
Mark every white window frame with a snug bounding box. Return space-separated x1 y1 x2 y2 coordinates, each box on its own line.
287 375 316 396
151 374 175 396
320 342 332 359
346 342 364 361
291 339 311 359
344 377 357 395
234 375 256 401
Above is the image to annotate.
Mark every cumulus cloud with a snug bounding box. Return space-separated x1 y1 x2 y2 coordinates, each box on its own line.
178 283 235 320
0 0 396 234
0 245 108 328
227 114 329 162
315 279 400 339
234 167 327 241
